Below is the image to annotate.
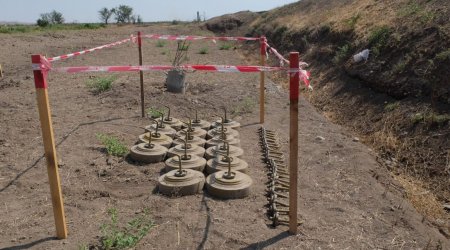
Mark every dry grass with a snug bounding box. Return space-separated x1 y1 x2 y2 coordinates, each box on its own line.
393 174 447 221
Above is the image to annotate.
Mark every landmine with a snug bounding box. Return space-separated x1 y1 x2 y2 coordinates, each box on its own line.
206 126 239 139
168 135 205 158
157 106 184 131
176 119 207 139
211 107 240 130
205 155 252 199
130 132 168 163
145 114 177 138
138 123 173 148
158 155 205 196
205 132 240 148
205 141 244 160
165 138 206 172
172 129 206 147
191 110 211 131
206 153 248 174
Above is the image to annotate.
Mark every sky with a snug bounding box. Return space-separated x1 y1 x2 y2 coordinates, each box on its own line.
0 0 298 24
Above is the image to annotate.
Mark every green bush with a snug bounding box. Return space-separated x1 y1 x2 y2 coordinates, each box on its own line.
384 102 399 111
101 208 154 250
146 107 164 118
156 40 166 47
219 43 233 50
198 47 208 54
368 26 391 56
332 44 350 64
86 75 116 93
96 134 128 157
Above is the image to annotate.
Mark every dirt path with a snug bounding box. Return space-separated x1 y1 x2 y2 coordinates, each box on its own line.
0 25 448 249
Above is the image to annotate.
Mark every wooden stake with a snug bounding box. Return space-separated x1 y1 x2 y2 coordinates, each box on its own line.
138 31 145 118
31 55 67 239
288 52 299 235
259 36 266 124
0 64 3 78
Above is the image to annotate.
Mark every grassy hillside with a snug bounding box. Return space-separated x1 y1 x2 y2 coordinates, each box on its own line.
206 0 450 213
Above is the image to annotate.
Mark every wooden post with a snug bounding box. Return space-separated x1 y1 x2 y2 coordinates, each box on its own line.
31 55 68 239
0 64 3 78
259 36 266 124
138 31 145 118
288 52 299 235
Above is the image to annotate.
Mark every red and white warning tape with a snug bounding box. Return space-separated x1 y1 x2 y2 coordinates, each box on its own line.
47 37 132 62
264 41 311 89
142 34 259 42
33 64 284 73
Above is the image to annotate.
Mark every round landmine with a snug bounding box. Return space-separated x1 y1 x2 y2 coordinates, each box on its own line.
145 123 176 138
206 127 239 139
130 143 168 163
205 135 240 148
168 143 205 158
158 155 205 196
138 132 173 148
177 127 207 139
205 170 252 199
192 119 211 131
158 106 184 131
173 135 206 148
206 155 248 174
165 154 206 172
211 119 240 130
158 117 184 131
191 110 211 131
205 142 244 160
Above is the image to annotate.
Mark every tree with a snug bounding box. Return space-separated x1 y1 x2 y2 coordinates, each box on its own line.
50 10 64 24
114 5 133 23
98 7 114 24
36 10 64 26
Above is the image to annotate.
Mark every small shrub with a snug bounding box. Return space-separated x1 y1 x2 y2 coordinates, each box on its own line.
156 40 166 48
171 20 180 25
345 14 361 29
86 75 116 93
392 55 412 73
368 26 391 56
384 102 400 111
411 113 424 124
435 49 450 61
101 208 154 250
219 43 233 50
198 47 208 54
179 43 190 51
332 44 350 64
146 107 164 118
96 134 128 157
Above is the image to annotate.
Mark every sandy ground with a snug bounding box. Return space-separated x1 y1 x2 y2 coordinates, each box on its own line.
0 24 448 249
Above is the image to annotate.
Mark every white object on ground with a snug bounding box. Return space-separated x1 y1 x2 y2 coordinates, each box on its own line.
353 49 370 63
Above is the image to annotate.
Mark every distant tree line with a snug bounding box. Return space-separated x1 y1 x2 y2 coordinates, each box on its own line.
99 5 142 25
35 5 142 28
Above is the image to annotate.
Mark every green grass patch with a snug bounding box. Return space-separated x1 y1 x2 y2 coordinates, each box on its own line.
146 107 164 118
384 102 400 111
156 40 166 47
0 23 104 34
96 134 128 157
86 75 116 93
368 26 391 56
101 208 154 250
345 14 361 29
332 44 350 64
435 49 450 61
198 47 208 54
219 43 233 50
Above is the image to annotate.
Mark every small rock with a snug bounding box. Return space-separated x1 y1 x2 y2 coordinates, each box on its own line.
3 143 11 147
106 157 113 166
58 160 65 168
315 136 325 141
353 137 360 142
19 236 26 240
444 204 450 210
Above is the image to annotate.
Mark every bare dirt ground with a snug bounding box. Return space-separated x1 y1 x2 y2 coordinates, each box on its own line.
0 24 449 249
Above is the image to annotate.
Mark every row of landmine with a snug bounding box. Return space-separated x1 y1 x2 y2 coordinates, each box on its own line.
129 110 253 199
